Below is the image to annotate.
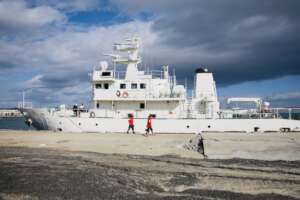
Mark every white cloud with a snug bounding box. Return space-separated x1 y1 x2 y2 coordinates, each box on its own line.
19 21 155 70
33 0 101 12
0 20 158 106
0 0 65 31
269 92 300 101
26 74 44 87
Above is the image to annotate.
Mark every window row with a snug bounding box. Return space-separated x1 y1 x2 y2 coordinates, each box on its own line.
95 83 109 89
96 102 145 109
120 83 146 89
95 83 146 90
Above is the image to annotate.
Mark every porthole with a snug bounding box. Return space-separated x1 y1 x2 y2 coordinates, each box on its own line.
208 125 211 128
95 123 98 126
79 123 81 126
187 125 190 128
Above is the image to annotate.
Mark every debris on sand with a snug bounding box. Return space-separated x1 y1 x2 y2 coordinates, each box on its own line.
183 134 207 157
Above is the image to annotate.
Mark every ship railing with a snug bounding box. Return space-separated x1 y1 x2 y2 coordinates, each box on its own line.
268 107 300 120
17 101 32 109
219 107 300 120
114 71 126 79
94 93 185 100
149 70 164 79
113 70 165 80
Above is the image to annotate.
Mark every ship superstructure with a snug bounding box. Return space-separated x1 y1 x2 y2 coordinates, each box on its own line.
20 37 300 133
91 37 219 120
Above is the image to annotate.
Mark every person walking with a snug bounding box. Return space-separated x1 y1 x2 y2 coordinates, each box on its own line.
79 103 85 112
145 115 153 136
78 103 84 117
127 114 135 134
73 104 78 117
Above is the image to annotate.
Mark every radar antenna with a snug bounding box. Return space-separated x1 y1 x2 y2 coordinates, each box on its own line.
104 37 141 80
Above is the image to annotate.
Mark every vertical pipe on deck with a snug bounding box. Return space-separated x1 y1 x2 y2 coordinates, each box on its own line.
288 108 292 120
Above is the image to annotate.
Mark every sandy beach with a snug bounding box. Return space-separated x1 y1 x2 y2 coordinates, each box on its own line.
0 130 300 160
0 130 300 199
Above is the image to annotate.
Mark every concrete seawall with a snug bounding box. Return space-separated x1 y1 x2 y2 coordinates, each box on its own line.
202 132 300 160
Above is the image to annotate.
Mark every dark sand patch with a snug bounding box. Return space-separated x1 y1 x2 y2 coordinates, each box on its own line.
0 147 299 200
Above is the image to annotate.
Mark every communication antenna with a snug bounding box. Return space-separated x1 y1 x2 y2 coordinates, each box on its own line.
185 78 188 97
19 89 32 108
113 60 116 78
22 90 25 108
173 68 176 85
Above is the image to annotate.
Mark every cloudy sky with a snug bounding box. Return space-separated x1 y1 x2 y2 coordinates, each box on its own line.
0 0 299 108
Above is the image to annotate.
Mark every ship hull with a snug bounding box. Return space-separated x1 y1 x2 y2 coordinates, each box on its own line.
21 108 300 133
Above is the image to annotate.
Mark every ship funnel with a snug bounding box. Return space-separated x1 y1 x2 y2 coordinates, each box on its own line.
194 68 216 99
194 67 220 118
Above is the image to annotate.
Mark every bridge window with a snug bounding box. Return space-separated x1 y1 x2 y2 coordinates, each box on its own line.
140 103 145 109
104 83 109 89
131 83 137 89
95 84 102 89
102 72 111 76
120 83 126 89
140 83 146 89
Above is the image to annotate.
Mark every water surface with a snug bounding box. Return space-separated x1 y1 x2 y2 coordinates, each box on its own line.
0 117 35 130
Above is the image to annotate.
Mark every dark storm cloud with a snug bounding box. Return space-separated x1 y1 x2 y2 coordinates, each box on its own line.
112 0 300 86
22 70 91 107
0 61 17 69
27 68 90 89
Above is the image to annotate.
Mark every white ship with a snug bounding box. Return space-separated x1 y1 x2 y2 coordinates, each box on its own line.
20 37 300 133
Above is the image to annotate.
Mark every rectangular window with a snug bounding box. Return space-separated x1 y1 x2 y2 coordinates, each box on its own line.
140 103 145 109
102 72 111 76
104 83 109 89
120 83 126 89
140 83 146 89
95 84 102 89
131 83 137 89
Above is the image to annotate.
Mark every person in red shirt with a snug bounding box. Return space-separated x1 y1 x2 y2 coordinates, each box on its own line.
145 115 154 136
127 114 135 134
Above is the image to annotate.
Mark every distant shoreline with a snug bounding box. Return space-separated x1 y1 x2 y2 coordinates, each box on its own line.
0 109 22 117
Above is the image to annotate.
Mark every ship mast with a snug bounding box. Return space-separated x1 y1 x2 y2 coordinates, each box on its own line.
105 37 141 80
